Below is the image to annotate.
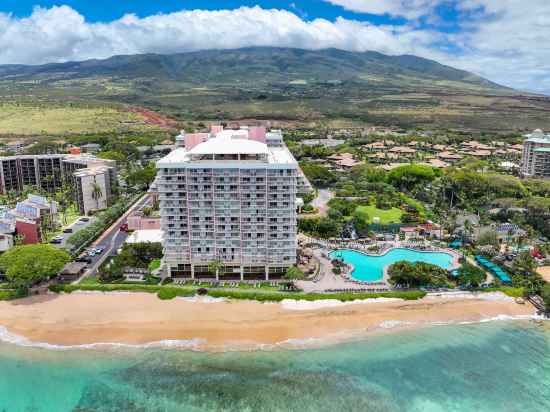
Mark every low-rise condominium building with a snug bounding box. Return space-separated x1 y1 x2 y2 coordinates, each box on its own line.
0 154 117 215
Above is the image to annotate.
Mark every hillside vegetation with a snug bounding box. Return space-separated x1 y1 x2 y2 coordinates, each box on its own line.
1 47 550 132
0 101 164 135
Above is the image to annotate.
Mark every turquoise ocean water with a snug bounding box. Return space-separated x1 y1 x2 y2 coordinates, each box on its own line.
0 321 548 411
329 248 454 281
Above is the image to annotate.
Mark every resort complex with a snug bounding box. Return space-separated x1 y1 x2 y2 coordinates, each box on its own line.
156 126 311 280
0 154 117 215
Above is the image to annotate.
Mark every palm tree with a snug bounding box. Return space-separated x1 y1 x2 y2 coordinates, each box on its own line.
14 233 25 246
208 260 224 281
91 180 103 211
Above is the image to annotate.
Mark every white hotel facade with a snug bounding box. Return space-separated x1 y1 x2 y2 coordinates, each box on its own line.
521 129 550 179
156 126 311 280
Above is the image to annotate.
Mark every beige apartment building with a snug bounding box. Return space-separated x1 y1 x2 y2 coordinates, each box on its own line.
0 154 117 215
156 126 310 280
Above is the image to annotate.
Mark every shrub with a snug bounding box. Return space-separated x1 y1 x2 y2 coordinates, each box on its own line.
157 288 179 300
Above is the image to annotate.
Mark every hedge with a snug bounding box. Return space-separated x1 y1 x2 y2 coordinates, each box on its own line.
66 194 141 256
49 283 426 302
0 290 17 301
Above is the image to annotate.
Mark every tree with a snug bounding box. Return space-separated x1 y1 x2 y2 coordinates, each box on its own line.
299 162 337 188
97 150 127 163
387 164 438 192
388 261 450 288
0 245 70 290
541 283 550 308
284 266 305 281
13 233 25 246
513 251 537 276
91 180 103 211
208 260 224 281
55 183 75 224
456 263 486 288
127 163 157 190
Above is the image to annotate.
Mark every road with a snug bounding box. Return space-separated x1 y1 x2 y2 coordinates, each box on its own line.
75 194 152 280
308 189 334 217
53 216 97 250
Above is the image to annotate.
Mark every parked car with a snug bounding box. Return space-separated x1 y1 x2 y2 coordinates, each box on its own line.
76 257 92 264
63 228 73 233
50 239 62 244
80 217 90 222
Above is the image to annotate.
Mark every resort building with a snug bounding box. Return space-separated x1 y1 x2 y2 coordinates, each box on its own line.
0 194 58 245
0 154 117 214
72 166 115 215
0 218 15 252
521 129 550 179
157 126 310 280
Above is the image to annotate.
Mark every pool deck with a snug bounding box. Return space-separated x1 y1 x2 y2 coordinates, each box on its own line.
297 243 462 293
331 246 462 283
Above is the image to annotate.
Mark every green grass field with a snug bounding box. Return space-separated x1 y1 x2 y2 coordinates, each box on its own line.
0 102 162 135
356 205 404 224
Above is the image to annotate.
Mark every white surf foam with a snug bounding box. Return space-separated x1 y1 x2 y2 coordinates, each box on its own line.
280 297 403 311
0 326 205 351
175 296 226 304
425 292 515 302
379 320 416 329
71 290 136 296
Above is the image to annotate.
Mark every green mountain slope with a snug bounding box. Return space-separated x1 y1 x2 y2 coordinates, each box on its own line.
1 47 549 132
0 47 505 90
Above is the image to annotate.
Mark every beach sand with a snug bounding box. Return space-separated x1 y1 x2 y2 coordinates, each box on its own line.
537 266 550 282
0 292 536 350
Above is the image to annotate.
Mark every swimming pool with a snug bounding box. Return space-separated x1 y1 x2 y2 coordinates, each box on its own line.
329 248 455 282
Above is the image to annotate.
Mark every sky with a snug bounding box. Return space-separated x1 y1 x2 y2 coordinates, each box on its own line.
0 1 548 94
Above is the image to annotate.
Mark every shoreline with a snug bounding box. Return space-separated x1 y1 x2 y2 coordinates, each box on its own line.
0 292 541 352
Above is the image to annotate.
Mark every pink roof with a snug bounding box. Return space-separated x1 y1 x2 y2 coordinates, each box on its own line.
185 133 210 150
248 126 267 143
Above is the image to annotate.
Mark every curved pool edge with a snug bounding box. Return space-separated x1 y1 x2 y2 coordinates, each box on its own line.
329 247 462 284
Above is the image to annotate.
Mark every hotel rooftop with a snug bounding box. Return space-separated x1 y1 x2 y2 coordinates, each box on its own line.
158 126 297 167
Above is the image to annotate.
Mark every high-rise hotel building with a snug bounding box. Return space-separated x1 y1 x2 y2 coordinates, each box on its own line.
521 129 550 179
156 126 311 280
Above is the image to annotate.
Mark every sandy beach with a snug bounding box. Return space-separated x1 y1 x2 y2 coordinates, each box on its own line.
537 266 550 283
0 292 537 350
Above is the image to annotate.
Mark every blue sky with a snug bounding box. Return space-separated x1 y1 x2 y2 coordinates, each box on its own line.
1 1 402 24
0 1 548 94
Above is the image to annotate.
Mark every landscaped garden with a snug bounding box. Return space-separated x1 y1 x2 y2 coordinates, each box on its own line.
355 205 403 224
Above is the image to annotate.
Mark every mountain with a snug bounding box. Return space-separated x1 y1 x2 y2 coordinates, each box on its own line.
1 47 549 132
0 47 505 90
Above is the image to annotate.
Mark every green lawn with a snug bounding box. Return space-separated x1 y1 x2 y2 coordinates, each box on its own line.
356 205 404 224
148 259 161 272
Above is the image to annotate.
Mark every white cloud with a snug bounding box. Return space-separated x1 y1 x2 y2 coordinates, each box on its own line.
0 5 435 65
323 0 442 19
0 4 549 94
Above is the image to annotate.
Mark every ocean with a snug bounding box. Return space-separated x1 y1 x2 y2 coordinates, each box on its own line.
0 321 548 411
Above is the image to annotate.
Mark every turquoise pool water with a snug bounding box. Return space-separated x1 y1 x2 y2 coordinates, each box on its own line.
329 248 454 282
